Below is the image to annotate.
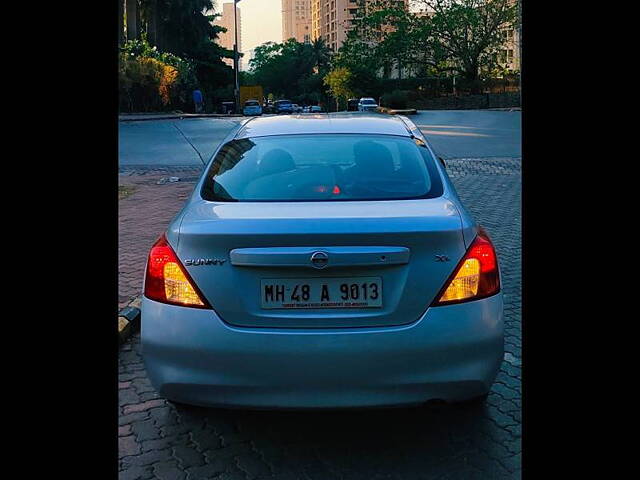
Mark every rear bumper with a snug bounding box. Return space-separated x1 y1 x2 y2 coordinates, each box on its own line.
141 294 503 409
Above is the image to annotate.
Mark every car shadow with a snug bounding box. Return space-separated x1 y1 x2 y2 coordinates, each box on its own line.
169 401 505 477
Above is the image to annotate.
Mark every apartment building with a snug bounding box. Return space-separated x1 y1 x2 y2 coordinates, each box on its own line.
311 1 408 51
498 25 520 71
213 2 242 70
282 0 312 43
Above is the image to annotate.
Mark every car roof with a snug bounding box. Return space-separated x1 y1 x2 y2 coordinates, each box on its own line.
235 113 413 139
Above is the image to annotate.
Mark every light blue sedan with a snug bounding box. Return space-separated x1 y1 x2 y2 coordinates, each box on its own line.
242 99 262 116
141 113 503 409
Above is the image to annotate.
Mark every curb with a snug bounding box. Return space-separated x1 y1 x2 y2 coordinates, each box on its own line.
119 113 243 122
378 107 418 115
486 107 521 112
118 296 142 345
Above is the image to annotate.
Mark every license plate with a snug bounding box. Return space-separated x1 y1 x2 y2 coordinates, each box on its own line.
261 277 382 309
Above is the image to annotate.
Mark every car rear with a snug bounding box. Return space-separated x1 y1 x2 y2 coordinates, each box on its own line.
275 100 293 114
359 98 378 112
141 117 503 408
243 100 262 116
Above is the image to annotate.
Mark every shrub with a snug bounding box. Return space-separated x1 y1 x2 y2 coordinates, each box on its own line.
119 36 198 112
381 90 410 109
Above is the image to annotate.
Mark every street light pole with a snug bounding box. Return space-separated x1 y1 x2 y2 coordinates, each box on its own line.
234 0 241 114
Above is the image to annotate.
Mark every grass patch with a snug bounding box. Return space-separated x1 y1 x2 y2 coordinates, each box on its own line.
119 185 137 200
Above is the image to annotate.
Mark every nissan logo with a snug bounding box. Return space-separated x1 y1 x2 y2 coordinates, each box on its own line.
310 251 329 269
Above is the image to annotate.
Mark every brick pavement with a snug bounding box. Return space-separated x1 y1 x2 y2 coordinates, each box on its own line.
118 169 202 309
118 158 521 479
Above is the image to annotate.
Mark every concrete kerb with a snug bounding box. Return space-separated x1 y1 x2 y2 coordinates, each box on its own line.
118 295 142 345
377 107 418 115
119 113 243 122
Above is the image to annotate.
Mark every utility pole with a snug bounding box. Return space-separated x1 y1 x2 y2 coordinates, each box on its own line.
234 0 241 114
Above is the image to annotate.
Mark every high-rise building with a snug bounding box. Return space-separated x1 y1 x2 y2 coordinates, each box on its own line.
213 2 243 70
311 0 407 51
282 0 312 43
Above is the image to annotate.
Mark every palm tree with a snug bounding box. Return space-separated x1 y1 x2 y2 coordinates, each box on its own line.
310 38 331 73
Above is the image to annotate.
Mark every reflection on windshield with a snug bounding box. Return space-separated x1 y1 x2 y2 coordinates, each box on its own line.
201 135 443 202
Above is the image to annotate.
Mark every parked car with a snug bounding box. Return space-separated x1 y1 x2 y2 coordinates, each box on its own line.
310 105 322 113
242 99 263 116
274 99 294 114
347 98 359 111
291 104 303 113
142 112 504 409
358 97 379 112
302 106 311 113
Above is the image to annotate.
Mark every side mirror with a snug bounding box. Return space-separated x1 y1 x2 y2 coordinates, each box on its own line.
438 157 446 168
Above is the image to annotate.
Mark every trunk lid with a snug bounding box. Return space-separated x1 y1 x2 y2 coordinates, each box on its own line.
177 198 466 328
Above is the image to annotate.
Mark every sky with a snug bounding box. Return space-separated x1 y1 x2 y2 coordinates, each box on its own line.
216 0 282 58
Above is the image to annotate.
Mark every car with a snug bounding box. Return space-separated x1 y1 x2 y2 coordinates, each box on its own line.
358 97 378 112
274 99 294 114
310 105 322 113
347 98 359 111
302 106 311 113
291 104 303 113
142 112 504 409
242 99 262 116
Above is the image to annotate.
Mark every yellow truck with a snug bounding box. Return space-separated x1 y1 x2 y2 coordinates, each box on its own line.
239 86 264 107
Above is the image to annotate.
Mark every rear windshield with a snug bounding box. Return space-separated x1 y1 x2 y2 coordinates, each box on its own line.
245 101 259 107
201 134 443 202
361 99 376 104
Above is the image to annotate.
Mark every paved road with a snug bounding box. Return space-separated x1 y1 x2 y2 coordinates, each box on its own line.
118 111 521 170
413 110 521 159
119 118 243 167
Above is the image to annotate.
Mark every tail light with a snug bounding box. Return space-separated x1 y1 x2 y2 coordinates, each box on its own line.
433 227 500 306
144 234 210 308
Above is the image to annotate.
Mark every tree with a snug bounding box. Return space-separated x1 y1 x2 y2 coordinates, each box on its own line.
131 1 232 105
323 67 355 110
248 39 332 103
416 0 518 87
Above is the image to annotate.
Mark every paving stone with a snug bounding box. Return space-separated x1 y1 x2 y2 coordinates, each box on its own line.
119 435 141 457
132 419 161 442
121 449 173 468
119 465 154 480
153 461 186 480
185 462 228 480
122 399 166 415
172 445 206 468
